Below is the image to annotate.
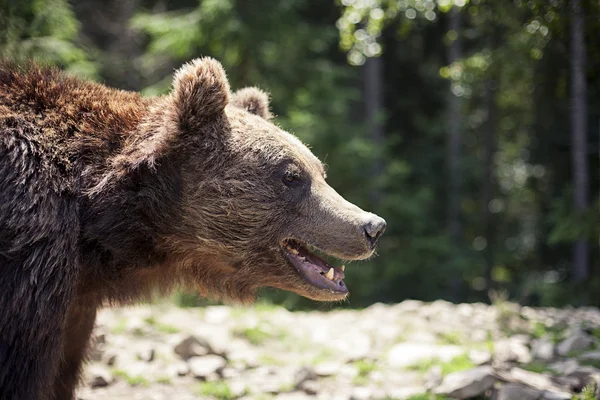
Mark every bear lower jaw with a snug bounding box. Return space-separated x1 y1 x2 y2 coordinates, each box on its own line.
280 239 349 297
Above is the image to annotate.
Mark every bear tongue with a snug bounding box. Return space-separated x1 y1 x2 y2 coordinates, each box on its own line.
290 244 345 281
288 246 345 282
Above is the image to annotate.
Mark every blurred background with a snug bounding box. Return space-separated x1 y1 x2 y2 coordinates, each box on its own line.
1 0 598 309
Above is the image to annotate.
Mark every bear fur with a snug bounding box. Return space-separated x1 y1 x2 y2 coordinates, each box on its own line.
0 57 385 399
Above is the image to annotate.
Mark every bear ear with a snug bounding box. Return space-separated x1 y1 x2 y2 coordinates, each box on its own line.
172 57 231 128
231 87 273 120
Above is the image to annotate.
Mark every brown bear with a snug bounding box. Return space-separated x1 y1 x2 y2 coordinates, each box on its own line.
0 57 386 400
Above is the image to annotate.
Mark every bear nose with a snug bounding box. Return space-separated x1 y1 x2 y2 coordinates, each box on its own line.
363 216 386 247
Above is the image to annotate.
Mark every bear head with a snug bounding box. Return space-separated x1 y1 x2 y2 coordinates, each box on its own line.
104 58 386 303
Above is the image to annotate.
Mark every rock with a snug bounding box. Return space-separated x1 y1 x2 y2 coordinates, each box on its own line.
275 393 314 400
549 359 579 375
298 379 320 395
294 366 318 388
532 337 555 361
469 349 492 365
137 347 155 362
174 335 211 360
494 383 543 400
351 386 374 400
102 350 118 366
567 366 600 392
188 355 227 379
551 375 582 391
556 329 594 356
86 365 113 388
387 343 463 368
510 334 532 346
496 367 569 394
541 390 573 400
494 338 532 364
314 361 342 377
432 366 495 399
168 361 190 377
423 365 442 390
579 350 600 361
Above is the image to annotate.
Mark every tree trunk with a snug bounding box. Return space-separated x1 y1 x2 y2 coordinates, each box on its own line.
483 78 497 293
447 7 463 301
447 7 462 244
364 56 385 205
570 0 589 282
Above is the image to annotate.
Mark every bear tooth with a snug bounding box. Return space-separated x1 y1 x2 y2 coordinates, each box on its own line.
325 268 334 280
340 265 345 271
291 248 299 254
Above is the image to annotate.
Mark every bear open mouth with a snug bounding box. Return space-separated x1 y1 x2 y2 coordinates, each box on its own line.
281 239 348 295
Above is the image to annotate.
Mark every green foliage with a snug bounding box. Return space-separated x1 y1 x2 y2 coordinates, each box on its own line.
571 383 598 400
407 353 475 376
194 381 235 400
0 0 97 76
2 0 598 308
353 359 378 385
112 369 150 387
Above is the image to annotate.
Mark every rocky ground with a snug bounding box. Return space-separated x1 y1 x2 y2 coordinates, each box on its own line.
77 300 600 400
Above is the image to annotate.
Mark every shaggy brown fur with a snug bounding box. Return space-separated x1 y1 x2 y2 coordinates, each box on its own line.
0 57 385 400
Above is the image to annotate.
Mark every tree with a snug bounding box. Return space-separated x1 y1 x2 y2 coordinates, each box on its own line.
570 0 589 282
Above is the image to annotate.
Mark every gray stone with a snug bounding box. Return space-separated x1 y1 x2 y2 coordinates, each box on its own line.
469 349 492 365
496 367 569 394
168 361 190 377
102 350 117 366
532 337 555 361
540 390 572 400
494 338 532 364
423 365 442 390
387 343 463 368
350 387 373 400
294 366 318 388
549 359 579 375
579 350 600 361
556 329 594 356
494 383 542 400
432 366 495 399
314 361 342 377
173 335 210 360
188 355 227 379
298 379 319 395
86 365 113 388
137 347 155 362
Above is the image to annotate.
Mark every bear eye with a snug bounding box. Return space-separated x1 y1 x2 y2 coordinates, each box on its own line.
283 170 302 187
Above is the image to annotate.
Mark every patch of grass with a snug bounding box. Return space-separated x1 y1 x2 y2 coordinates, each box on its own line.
523 361 554 374
157 323 179 334
156 376 172 385
112 319 127 334
194 381 234 400
406 353 475 376
311 348 336 365
112 369 149 387
579 358 600 369
572 383 597 400
233 324 287 346
352 359 377 386
258 354 285 366
144 316 157 326
532 321 566 343
233 326 272 345
590 328 600 340
405 394 452 400
440 353 475 375
254 301 281 313
278 381 295 393
438 331 463 345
